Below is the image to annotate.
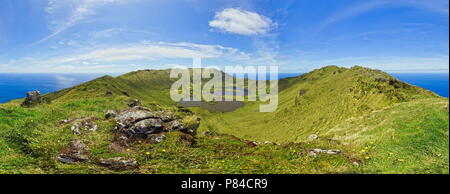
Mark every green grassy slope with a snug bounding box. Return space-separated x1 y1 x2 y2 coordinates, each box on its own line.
197 66 448 173
0 65 448 174
0 98 359 174
198 66 441 142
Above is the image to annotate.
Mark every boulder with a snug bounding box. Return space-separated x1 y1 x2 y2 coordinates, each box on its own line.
98 157 137 170
21 91 43 107
58 139 90 163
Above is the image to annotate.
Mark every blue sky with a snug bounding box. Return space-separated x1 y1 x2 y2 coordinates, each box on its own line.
0 0 448 73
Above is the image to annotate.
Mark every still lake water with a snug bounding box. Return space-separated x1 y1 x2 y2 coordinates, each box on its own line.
0 73 448 103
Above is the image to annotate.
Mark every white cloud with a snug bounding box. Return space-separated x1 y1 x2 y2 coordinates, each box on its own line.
0 41 250 73
209 8 275 36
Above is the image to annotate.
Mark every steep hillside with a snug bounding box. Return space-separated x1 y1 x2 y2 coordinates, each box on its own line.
44 69 175 105
0 65 447 174
199 66 442 142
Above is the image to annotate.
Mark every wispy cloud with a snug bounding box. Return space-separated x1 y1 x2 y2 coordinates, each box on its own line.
52 41 248 63
209 8 276 36
32 0 134 46
0 41 250 73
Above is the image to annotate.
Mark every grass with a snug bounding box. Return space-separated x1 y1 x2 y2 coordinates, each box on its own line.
0 97 359 174
0 65 448 174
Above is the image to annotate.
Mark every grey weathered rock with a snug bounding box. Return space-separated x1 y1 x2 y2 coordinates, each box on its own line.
128 118 164 138
113 106 155 124
98 157 137 170
58 139 90 163
21 91 43 107
69 117 99 135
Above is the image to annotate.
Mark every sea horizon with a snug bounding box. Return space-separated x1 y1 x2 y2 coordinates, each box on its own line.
1 72 448 103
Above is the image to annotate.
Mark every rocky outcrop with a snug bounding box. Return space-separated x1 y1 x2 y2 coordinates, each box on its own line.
58 139 90 163
98 157 137 170
21 91 43 107
107 106 198 140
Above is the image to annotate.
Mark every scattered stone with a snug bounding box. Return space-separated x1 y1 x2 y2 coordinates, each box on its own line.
308 151 317 157
105 110 117 119
352 161 360 166
58 139 90 163
21 91 43 107
127 99 141 107
98 157 137 170
60 118 78 125
310 148 341 155
246 141 260 147
308 134 318 140
264 141 272 144
147 133 166 144
69 117 99 135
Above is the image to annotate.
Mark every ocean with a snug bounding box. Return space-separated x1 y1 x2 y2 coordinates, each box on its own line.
0 73 448 103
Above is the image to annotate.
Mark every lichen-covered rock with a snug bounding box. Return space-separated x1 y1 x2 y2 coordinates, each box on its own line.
58 139 90 163
98 157 137 170
64 117 99 135
21 91 43 107
107 106 199 146
113 106 155 124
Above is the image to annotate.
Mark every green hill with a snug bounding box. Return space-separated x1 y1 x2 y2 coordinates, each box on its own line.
0 65 447 174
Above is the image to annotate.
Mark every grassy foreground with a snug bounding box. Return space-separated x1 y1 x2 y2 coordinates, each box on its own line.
0 66 448 174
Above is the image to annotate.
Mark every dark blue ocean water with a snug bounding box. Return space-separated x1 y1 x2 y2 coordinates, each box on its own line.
0 74 102 103
0 73 448 103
